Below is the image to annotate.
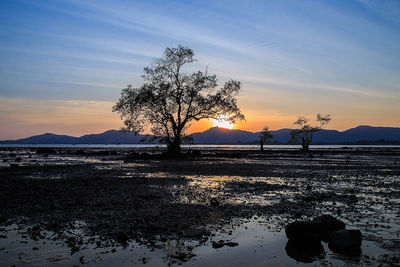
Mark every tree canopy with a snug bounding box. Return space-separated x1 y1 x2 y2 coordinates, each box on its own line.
290 114 331 151
113 45 245 155
259 126 273 151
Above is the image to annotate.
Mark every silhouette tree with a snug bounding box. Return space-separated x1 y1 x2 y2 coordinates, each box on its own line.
113 45 245 155
290 114 331 151
259 126 273 151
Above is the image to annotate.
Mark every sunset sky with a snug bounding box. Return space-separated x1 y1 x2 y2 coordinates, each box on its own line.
1 0 399 140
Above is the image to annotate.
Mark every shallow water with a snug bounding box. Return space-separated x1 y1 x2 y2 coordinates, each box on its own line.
0 217 390 266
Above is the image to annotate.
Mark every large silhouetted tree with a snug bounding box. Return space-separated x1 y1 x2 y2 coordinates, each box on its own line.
290 114 331 151
113 45 245 155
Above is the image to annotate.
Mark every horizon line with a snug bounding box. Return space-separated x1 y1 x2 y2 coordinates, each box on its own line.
1 124 399 142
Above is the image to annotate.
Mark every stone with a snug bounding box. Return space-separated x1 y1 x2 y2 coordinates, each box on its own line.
212 240 225 249
312 215 345 242
285 215 345 243
285 221 319 242
328 229 362 253
115 231 129 245
225 241 239 247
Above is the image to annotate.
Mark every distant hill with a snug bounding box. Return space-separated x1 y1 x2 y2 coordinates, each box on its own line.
0 130 149 144
190 126 400 144
1 133 80 144
78 130 147 144
1 125 400 144
190 127 258 144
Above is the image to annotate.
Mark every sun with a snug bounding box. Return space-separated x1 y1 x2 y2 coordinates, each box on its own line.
212 116 234 129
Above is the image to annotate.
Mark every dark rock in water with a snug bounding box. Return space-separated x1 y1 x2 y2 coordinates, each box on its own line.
285 221 320 242
10 164 19 169
225 241 239 247
212 240 225 249
328 229 362 254
312 215 345 242
286 215 345 243
285 239 325 263
116 231 129 245
211 240 238 249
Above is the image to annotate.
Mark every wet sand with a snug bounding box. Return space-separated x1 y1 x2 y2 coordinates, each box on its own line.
0 147 399 266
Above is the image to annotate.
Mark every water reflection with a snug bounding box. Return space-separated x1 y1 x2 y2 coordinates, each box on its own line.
285 240 325 263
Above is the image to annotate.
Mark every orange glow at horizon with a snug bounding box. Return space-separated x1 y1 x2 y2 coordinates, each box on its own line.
211 116 234 129
1 96 399 140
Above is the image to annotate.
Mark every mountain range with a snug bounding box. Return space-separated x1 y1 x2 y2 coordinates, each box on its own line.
1 125 400 145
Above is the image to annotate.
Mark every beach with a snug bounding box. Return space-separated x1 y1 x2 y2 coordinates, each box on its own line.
0 146 399 266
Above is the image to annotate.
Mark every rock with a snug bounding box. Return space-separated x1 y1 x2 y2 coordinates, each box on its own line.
225 241 239 247
312 215 345 242
212 240 225 249
285 239 325 263
328 229 362 253
115 231 129 245
211 240 238 249
285 221 320 242
286 215 345 243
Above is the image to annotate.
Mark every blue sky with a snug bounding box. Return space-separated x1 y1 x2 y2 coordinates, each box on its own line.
0 0 399 139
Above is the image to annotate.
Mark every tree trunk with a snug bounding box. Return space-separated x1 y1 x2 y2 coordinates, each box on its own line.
301 137 309 151
167 135 181 156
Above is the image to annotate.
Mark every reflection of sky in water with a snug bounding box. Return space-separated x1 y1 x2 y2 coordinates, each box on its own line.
0 217 390 266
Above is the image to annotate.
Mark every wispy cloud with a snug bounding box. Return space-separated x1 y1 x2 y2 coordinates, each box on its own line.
357 0 400 23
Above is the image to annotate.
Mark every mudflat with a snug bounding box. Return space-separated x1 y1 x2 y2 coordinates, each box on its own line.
0 147 399 266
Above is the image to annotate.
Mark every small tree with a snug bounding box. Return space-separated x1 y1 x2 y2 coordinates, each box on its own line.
290 114 331 151
113 45 245 155
259 126 273 151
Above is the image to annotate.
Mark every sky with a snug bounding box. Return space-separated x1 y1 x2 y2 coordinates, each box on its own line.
0 0 399 140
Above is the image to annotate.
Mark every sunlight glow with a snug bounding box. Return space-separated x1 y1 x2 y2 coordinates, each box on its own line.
212 116 234 129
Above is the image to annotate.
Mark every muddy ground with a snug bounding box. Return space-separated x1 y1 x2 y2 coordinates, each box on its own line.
0 147 399 266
